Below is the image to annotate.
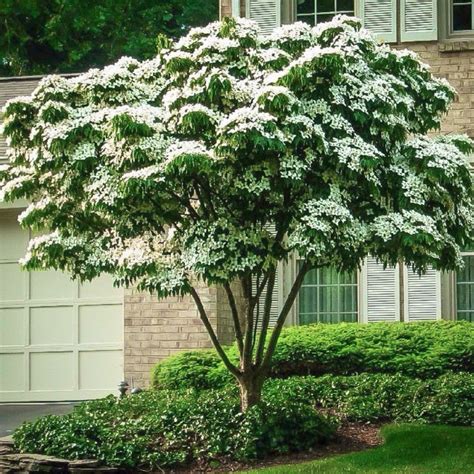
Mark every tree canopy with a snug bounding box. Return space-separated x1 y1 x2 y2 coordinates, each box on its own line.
1 16 473 409
0 0 219 76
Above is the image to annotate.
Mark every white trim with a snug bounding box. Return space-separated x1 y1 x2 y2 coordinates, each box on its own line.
232 0 241 17
455 251 474 321
358 261 368 323
0 199 28 210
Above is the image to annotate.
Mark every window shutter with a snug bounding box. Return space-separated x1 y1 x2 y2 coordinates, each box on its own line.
363 257 400 322
361 0 397 43
404 267 441 321
252 263 282 329
247 0 281 35
401 0 438 42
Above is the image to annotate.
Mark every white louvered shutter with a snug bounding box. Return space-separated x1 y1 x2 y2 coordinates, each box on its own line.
252 263 283 329
361 0 397 43
401 0 438 42
247 0 281 35
404 267 441 321
363 257 400 322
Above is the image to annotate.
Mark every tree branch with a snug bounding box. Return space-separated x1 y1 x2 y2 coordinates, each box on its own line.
256 261 310 376
223 282 244 355
255 266 276 366
242 288 254 371
189 286 240 377
254 271 270 305
168 190 199 220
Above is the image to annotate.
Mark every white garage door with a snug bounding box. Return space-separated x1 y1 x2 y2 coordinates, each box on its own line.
0 210 124 402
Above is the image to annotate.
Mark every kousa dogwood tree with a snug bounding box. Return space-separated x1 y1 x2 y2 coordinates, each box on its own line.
1 16 473 410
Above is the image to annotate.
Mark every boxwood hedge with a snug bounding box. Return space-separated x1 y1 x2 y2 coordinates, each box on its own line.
265 372 474 426
151 321 474 391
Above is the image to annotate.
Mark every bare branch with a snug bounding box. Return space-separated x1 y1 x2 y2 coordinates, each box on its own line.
223 282 244 355
242 293 254 371
253 271 270 305
257 261 310 376
255 266 276 366
189 286 240 377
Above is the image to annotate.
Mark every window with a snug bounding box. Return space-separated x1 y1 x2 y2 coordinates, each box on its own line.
452 0 474 32
298 265 358 324
457 250 474 321
296 0 355 26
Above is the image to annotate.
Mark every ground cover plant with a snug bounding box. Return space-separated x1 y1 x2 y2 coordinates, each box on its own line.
12 372 472 470
13 388 336 470
151 321 474 390
2 16 473 411
243 424 474 473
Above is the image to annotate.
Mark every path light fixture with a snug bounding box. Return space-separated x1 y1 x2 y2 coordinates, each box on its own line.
118 380 129 398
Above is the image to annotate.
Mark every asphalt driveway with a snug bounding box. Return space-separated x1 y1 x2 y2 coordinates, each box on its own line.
0 403 75 437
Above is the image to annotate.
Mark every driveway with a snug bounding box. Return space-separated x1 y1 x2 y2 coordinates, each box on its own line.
0 403 75 437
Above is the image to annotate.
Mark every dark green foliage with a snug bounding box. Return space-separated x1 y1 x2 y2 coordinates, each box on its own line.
264 372 474 426
151 350 235 391
13 389 335 469
0 0 219 76
270 321 473 378
151 321 474 390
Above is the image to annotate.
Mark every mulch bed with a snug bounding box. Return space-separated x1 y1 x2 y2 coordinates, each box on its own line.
165 422 384 474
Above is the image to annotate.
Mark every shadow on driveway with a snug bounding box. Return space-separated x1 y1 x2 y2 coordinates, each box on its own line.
0 403 76 437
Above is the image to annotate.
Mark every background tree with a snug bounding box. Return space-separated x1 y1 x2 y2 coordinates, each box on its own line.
1 17 473 411
0 0 219 76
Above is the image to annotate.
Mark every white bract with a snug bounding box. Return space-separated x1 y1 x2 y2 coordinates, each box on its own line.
0 15 472 295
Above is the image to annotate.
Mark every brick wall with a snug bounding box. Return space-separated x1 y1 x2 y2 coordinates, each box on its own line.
399 41 474 137
124 283 239 387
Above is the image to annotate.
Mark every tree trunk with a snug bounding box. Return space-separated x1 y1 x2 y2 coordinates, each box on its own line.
238 373 264 412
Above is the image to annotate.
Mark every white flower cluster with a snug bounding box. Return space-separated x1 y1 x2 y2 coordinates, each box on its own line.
1 15 472 293
372 210 441 241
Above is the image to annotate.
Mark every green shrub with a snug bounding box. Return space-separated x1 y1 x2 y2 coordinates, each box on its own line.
151 321 474 390
13 389 335 470
264 372 474 426
151 350 234 391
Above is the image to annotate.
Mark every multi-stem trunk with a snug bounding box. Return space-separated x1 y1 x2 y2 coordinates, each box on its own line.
190 262 310 413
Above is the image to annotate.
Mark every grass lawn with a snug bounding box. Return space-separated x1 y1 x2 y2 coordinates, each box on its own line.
243 424 474 473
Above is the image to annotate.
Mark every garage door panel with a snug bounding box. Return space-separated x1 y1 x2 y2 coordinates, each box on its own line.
30 269 77 300
0 263 25 301
79 350 122 390
30 306 74 345
0 308 24 345
0 216 28 259
80 274 122 299
79 304 122 344
0 210 124 402
30 352 74 391
0 353 25 391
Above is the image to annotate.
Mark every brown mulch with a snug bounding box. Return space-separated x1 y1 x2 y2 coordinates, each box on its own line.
158 422 383 474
